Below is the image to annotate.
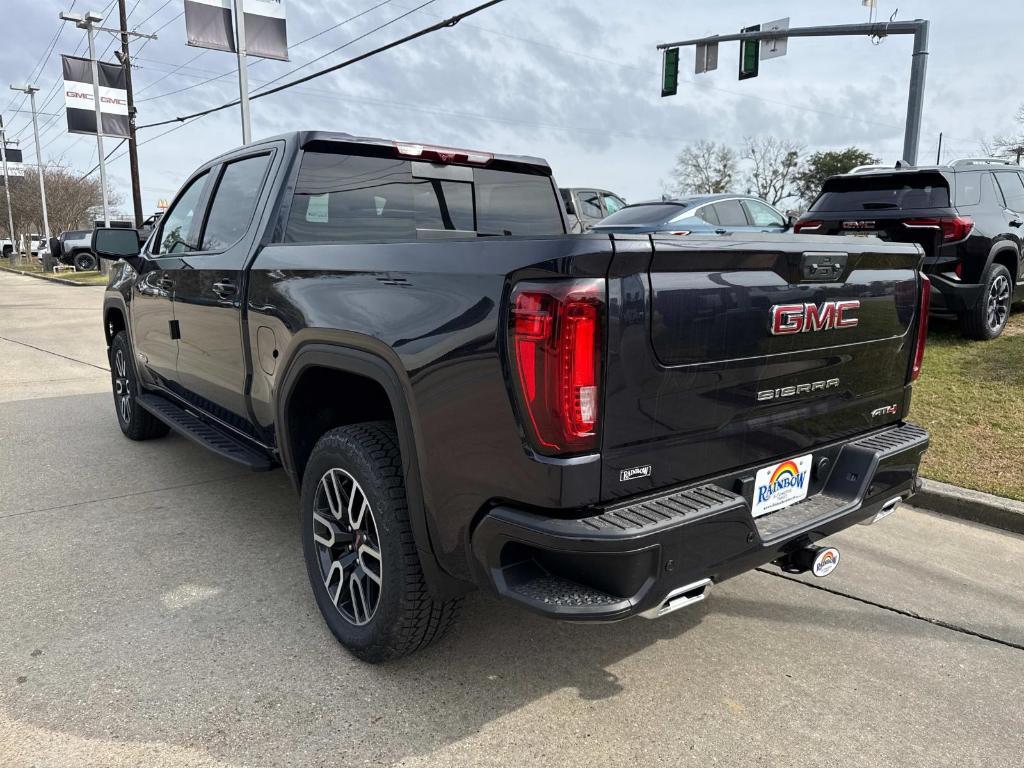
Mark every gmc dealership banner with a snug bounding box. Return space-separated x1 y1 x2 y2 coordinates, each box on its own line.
184 0 289 61
1 146 24 177
62 55 130 137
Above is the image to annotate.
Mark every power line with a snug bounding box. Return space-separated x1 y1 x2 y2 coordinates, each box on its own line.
132 0 174 30
138 0 504 130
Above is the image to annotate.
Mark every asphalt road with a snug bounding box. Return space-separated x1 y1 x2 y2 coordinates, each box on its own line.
1 270 1022 767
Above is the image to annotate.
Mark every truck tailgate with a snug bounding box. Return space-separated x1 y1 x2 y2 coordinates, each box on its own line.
600 233 923 502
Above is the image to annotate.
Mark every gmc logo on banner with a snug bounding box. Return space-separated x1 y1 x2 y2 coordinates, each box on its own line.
770 301 861 335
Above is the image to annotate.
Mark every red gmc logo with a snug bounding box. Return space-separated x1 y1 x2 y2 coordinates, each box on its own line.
770 300 861 335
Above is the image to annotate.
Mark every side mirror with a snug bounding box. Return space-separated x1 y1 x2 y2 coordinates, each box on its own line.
92 227 141 260
48 236 63 259
564 200 576 216
785 214 797 230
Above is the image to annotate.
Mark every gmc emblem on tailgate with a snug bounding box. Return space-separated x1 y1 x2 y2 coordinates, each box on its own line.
770 301 861 335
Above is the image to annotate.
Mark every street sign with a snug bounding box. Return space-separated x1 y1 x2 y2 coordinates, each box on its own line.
760 17 790 60
739 25 760 79
695 41 719 74
661 47 680 96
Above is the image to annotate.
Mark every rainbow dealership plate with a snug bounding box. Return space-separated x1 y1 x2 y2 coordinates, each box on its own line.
751 454 813 518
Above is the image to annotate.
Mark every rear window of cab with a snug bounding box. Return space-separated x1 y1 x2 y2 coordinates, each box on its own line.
284 151 565 243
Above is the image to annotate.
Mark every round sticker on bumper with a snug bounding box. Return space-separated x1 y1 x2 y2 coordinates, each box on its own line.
812 547 840 577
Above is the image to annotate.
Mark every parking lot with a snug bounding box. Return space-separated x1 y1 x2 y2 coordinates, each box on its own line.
1 269 1023 767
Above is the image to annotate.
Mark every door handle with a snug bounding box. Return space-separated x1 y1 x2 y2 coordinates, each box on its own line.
715 228 727 235
212 279 236 298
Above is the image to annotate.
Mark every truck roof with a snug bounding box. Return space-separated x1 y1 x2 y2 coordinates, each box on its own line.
219 130 553 175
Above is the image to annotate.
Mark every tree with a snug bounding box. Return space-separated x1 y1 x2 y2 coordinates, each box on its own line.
741 137 802 206
667 140 738 196
0 166 114 239
794 147 877 206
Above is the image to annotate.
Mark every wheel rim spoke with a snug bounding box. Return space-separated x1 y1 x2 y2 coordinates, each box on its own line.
312 467 382 626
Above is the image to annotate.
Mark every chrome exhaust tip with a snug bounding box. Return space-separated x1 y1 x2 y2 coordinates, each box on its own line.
639 578 713 619
859 495 903 526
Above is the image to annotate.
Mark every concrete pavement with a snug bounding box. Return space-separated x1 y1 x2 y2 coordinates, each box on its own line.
1 270 1022 767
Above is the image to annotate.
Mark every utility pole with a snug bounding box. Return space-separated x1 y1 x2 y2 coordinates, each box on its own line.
0 117 17 265
9 85 50 264
116 0 143 227
658 19 931 166
234 0 252 144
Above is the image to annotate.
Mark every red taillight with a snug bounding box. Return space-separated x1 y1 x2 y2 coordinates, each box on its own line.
910 274 931 382
793 219 822 233
510 279 603 455
903 216 973 242
394 141 493 165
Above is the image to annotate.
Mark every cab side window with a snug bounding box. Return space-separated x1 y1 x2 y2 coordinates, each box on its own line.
201 154 272 251
155 171 210 255
577 190 603 220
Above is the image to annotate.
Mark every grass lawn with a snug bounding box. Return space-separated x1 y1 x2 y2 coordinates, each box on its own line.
1 260 109 285
910 310 1024 501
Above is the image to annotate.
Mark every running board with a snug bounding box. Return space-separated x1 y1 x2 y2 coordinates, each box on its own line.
136 393 276 471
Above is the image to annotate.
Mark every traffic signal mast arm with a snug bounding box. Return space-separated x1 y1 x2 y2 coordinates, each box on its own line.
656 19 930 166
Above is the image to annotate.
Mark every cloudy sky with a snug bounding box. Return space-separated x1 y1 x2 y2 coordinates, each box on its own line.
0 0 1017 216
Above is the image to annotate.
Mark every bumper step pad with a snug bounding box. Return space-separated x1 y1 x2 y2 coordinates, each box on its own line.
473 422 929 621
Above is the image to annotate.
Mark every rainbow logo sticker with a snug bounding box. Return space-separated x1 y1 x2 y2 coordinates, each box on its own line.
752 454 813 518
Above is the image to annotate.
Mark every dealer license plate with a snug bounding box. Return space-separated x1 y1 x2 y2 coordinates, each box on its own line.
751 454 813 518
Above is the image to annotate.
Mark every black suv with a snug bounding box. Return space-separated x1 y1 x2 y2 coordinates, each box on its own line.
795 159 1024 339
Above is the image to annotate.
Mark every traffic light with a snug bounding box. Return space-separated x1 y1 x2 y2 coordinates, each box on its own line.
661 47 679 97
739 25 760 80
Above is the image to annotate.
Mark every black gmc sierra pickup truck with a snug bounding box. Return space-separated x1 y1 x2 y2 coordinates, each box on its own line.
93 131 930 662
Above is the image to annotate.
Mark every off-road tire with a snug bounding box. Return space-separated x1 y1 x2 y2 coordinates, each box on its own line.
960 263 1013 340
73 251 97 271
301 422 462 662
109 331 170 441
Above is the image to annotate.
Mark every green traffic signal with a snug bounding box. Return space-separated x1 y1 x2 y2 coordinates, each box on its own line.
661 47 679 97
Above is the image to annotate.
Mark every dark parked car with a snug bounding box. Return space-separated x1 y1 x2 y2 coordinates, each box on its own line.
560 187 626 232
593 194 790 236
795 158 1024 340
94 131 929 661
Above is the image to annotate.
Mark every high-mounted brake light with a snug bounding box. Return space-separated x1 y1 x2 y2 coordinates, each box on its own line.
793 219 822 233
910 274 931 382
903 216 973 242
394 141 493 166
509 279 604 455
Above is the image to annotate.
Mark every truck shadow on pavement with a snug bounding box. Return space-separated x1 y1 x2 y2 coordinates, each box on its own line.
0 392 1007 767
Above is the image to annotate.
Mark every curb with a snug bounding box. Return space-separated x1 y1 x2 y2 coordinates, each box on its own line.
914 478 1024 536
0 264 103 287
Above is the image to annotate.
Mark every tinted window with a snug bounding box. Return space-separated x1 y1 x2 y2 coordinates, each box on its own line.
597 204 687 227
695 205 719 225
742 199 786 227
576 190 603 219
810 174 951 212
602 194 625 214
66 230 90 238
713 199 748 227
202 154 272 251
156 171 209 254
995 171 1024 211
954 171 983 207
285 153 562 242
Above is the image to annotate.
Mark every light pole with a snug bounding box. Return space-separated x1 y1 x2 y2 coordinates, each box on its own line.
0 117 18 265
9 85 50 262
60 10 110 228
234 0 252 144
